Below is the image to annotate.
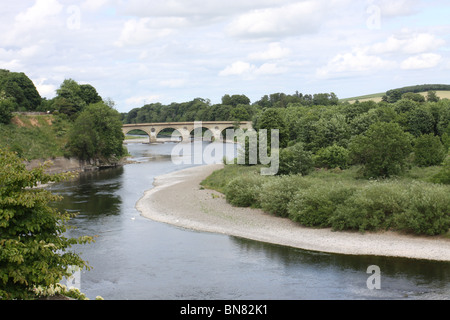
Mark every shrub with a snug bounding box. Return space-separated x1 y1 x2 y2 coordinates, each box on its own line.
314 144 350 169
259 175 314 218
431 156 450 185
330 181 408 232
288 182 356 228
278 142 314 176
225 174 267 208
393 182 450 235
414 134 446 167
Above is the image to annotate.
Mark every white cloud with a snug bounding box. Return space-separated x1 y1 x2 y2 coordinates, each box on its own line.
375 0 421 17
32 78 57 98
125 95 161 108
369 32 446 55
317 49 395 79
121 0 292 19
227 1 326 38
115 18 184 47
219 61 286 78
219 61 256 76
248 43 291 61
81 0 109 12
159 79 188 88
401 53 442 70
15 0 63 25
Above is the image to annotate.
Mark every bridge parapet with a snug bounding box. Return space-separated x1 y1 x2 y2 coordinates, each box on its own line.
123 121 253 143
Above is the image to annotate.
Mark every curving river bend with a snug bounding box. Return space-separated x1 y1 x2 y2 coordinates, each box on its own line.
49 142 450 300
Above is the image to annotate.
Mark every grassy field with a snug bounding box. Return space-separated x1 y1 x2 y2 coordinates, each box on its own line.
341 90 450 104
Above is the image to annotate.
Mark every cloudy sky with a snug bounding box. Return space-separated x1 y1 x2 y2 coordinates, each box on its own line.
1 0 449 113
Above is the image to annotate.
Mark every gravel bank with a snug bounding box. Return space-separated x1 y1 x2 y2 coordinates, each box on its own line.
136 164 450 262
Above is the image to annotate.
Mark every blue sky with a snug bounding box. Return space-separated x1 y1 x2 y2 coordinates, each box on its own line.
1 0 449 113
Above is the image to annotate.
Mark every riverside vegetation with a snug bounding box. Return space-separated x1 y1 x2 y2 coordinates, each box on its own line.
200 89 450 237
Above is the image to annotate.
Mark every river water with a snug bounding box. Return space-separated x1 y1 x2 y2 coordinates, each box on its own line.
49 142 450 300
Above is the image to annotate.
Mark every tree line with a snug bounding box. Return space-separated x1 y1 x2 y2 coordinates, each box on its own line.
121 92 340 124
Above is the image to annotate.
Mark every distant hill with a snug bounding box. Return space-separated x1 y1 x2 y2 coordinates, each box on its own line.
342 84 450 103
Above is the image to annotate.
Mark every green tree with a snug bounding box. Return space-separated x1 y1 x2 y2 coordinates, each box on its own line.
402 92 425 103
315 144 350 169
0 93 15 124
0 149 92 300
221 94 251 107
53 79 87 118
79 84 102 105
406 106 435 137
257 108 289 148
427 91 440 103
414 134 447 167
67 102 126 163
278 142 314 176
349 122 413 178
0 70 42 111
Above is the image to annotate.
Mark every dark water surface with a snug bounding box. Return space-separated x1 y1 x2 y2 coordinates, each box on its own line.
49 142 450 300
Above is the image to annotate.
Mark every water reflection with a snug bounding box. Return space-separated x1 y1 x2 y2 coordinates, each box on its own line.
230 237 450 299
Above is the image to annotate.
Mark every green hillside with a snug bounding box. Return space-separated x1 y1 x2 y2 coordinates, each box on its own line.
0 114 71 160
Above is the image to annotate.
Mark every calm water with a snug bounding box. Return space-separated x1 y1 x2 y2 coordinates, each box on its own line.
49 142 450 300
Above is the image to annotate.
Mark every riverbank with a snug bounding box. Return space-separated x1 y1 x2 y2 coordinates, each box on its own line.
136 164 450 262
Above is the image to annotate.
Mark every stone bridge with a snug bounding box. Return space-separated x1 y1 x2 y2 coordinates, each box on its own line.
122 121 253 143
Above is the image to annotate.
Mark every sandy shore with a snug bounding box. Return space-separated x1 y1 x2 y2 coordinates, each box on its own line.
136 164 450 262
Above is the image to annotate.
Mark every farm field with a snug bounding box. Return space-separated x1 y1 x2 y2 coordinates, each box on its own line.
342 90 450 104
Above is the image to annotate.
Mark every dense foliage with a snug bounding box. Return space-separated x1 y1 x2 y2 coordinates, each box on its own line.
67 102 126 163
0 149 92 300
0 70 42 111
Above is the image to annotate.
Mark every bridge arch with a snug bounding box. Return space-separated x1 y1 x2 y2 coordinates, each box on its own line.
122 121 253 144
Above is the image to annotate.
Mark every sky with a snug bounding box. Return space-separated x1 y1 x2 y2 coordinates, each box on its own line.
1 0 449 113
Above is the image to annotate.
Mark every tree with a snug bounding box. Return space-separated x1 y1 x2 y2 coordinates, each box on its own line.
402 92 425 103
382 89 402 103
67 102 126 163
406 106 435 137
257 108 289 148
0 148 92 300
315 144 350 169
221 94 250 107
0 93 15 124
79 84 102 105
414 134 447 167
278 142 314 176
0 70 42 111
53 79 87 118
427 91 440 103
349 122 413 178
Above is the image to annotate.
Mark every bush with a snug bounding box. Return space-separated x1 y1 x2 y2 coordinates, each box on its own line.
278 142 314 176
314 144 350 169
288 182 356 228
393 182 450 235
330 181 408 232
414 134 446 167
259 175 313 218
225 174 267 208
431 156 450 185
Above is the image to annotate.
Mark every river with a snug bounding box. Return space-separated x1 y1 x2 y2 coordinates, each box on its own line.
48 141 450 300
